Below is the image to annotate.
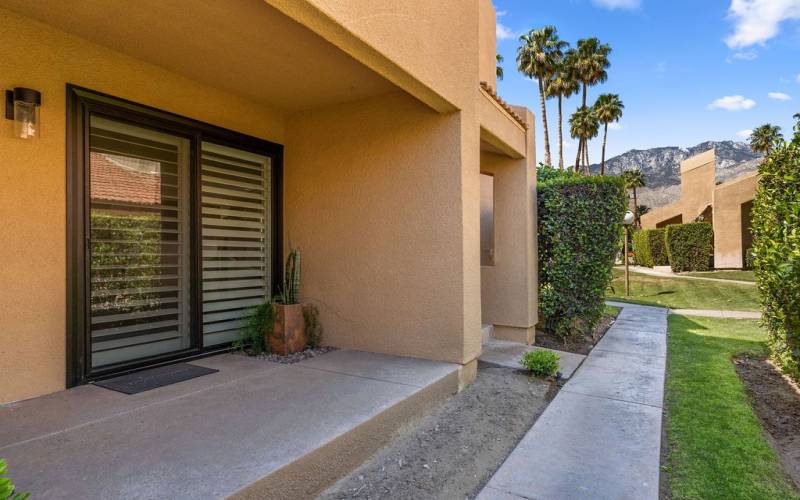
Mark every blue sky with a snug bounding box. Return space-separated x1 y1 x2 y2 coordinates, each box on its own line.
494 0 800 162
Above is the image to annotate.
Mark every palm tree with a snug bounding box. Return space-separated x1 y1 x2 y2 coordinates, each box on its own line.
621 169 646 225
593 94 624 175
496 54 504 81
546 57 579 169
569 106 600 173
572 38 612 108
749 124 782 154
517 26 568 166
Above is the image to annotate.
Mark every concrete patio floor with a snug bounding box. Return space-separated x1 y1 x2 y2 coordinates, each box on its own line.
0 350 460 499
478 302 667 500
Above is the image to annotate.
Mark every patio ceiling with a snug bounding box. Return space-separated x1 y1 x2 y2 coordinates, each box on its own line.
0 0 399 112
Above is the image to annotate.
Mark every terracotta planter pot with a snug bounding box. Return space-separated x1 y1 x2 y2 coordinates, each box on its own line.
268 303 307 355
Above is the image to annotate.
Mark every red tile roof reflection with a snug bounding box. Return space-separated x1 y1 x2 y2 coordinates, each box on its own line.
90 152 162 205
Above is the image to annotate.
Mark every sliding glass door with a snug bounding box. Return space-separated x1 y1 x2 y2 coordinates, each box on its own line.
88 116 192 368
68 86 282 384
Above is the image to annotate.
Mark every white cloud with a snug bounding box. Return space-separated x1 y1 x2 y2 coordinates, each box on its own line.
707 95 757 111
608 122 623 130
496 9 507 17
726 49 758 62
563 141 574 149
768 91 792 100
797 73 800 83
496 23 514 40
737 129 753 138
590 0 641 10
725 0 800 49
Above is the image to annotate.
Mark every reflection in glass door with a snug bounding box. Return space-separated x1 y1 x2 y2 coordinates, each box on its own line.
88 116 191 369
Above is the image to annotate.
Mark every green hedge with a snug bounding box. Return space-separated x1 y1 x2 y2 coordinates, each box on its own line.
538 167 627 338
632 230 651 266
752 140 800 382
632 228 668 267
665 223 714 272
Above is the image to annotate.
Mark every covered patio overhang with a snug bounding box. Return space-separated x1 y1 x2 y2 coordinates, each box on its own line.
0 0 455 116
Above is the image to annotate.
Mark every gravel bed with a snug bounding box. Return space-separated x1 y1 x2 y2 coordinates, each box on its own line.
254 346 337 364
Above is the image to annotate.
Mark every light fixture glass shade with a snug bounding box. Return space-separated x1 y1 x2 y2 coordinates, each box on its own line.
623 210 635 225
13 99 39 139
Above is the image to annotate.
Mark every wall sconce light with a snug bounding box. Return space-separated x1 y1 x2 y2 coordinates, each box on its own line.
5 87 41 139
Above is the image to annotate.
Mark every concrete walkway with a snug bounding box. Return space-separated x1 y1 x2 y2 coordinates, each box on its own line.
618 265 755 286
606 300 761 320
478 303 667 500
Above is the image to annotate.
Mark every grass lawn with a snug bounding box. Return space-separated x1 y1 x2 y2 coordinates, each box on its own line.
665 315 799 499
684 270 756 282
607 269 760 311
604 304 621 317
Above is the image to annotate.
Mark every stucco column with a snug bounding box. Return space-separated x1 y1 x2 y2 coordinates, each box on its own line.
478 106 537 343
479 151 537 343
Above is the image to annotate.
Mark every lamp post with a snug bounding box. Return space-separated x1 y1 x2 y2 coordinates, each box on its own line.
623 210 635 296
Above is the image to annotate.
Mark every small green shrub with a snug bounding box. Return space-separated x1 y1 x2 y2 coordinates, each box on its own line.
538 172 627 338
303 304 323 349
520 350 560 377
752 139 800 382
665 223 714 272
0 459 30 500
234 302 275 355
632 228 669 267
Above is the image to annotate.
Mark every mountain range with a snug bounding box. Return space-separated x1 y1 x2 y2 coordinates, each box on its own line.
591 141 763 208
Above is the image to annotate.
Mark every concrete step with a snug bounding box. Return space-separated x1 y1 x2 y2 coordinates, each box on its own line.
481 324 494 344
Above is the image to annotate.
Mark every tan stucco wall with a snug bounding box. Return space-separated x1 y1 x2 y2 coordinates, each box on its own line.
678 150 715 222
478 0 498 89
280 0 479 111
713 172 759 269
478 91 527 158
479 151 537 343
641 202 682 229
269 0 488 364
0 9 286 403
284 93 472 363
641 150 715 229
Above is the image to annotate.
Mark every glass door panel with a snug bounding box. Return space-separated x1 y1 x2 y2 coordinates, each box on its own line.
201 142 271 347
88 116 191 369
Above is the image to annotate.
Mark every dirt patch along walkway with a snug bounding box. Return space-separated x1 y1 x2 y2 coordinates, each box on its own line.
318 364 555 500
734 355 800 490
534 313 616 355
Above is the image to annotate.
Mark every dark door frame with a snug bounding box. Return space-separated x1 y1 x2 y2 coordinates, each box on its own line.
66 85 283 387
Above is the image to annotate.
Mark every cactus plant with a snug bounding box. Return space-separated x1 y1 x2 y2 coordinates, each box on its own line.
278 248 301 304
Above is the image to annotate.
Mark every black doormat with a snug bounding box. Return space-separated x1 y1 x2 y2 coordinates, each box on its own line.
93 363 219 394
